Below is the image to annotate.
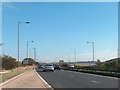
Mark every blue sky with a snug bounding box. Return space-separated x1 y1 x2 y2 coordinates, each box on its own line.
2 2 118 62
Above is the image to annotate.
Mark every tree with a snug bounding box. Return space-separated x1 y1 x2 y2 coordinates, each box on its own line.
96 59 101 66
98 58 120 71
22 58 35 66
95 59 102 69
2 55 17 70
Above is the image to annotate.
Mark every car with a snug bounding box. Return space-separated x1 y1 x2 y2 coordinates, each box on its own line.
43 64 54 72
54 64 61 70
37 65 44 71
69 64 75 70
69 64 74 68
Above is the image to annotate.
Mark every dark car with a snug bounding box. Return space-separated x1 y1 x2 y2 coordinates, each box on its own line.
54 64 61 70
37 65 44 71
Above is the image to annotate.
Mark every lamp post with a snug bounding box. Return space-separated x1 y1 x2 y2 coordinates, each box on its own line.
67 52 70 63
28 48 36 66
18 21 30 67
74 49 76 63
0 43 4 46
34 48 36 62
87 42 95 62
27 41 34 59
0 43 4 56
29 48 36 61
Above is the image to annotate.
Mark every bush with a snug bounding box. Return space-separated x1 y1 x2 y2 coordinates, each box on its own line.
2 55 18 70
74 64 81 69
22 58 35 66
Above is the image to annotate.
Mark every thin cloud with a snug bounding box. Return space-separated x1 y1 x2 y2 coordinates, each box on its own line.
2 2 20 11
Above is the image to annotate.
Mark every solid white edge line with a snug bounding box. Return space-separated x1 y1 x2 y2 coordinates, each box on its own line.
35 70 54 90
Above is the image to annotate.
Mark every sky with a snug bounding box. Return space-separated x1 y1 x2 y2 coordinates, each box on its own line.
2 2 118 63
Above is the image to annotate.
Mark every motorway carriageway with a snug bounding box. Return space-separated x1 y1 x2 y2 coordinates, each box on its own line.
37 70 118 89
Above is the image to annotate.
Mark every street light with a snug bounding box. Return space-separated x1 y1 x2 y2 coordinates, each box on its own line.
29 48 36 61
18 21 30 67
27 41 34 59
0 43 4 56
74 49 76 63
87 42 95 62
34 48 36 62
0 43 4 46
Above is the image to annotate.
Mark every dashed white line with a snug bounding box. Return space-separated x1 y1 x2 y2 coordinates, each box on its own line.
92 80 101 84
70 75 74 77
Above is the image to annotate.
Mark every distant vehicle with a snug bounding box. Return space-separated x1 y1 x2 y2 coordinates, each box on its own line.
54 64 61 70
69 64 74 68
37 65 44 71
43 64 54 72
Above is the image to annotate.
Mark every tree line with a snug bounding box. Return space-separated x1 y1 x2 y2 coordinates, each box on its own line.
73 58 120 72
0 54 35 70
95 58 120 71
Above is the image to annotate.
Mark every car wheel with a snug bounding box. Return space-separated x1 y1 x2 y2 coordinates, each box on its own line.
43 70 46 72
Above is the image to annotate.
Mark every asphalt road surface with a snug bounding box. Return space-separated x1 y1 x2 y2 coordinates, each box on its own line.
37 70 118 89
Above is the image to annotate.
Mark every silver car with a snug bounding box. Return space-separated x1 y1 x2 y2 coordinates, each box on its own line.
37 65 44 72
43 64 54 72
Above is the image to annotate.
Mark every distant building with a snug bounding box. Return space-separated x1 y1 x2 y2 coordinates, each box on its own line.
59 60 64 63
70 61 96 66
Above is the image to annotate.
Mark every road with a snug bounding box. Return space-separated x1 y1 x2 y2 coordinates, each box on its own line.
37 70 118 89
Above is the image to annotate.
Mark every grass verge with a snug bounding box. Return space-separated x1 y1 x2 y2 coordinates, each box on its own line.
1 66 34 83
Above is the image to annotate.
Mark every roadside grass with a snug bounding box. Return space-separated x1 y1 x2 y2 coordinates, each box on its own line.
1 66 34 83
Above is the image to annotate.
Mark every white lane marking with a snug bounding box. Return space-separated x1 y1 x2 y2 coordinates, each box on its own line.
62 70 118 80
35 70 54 90
70 75 74 77
92 80 101 84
